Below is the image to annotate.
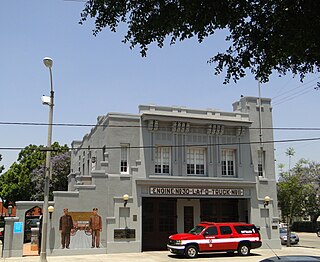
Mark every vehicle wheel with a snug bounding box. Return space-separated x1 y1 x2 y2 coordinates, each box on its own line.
238 243 250 256
317 230 320 237
185 245 198 258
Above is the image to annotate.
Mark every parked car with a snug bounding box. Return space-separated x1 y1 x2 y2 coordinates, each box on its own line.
0 218 5 244
0 228 4 244
279 228 299 245
167 222 262 258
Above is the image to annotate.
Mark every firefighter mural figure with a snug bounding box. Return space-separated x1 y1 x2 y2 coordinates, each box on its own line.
89 207 102 248
59 208 73 249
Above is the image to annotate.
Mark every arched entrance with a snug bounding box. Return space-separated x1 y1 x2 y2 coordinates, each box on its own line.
23 206 42 256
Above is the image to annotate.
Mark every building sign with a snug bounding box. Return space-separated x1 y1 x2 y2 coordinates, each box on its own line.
149 187 244 196
13 222 23 234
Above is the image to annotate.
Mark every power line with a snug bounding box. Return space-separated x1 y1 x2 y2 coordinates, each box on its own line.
1 136 320 151
1 121 320 131
271 77 320 107
272 76 319 100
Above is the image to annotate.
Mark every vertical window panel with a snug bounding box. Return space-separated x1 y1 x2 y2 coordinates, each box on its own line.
222 149 236 176
155 147 171 174
187 148 206 175
120 145 129 173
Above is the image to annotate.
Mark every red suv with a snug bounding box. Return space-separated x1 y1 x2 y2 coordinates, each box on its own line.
167 222 262 258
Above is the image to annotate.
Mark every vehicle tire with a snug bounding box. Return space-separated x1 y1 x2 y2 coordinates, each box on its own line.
185 245 198 258
317 230 320 237
238 243 250 256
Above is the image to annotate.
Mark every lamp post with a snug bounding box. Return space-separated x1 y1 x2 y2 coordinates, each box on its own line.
123 194 129 207
40 57 54 262
7 204 13 217
48 206 54 220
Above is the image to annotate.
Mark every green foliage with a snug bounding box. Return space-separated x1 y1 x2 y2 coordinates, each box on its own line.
277 158 320 227
0 154 4 175
31 151 71 201
0 143 70 203
80 0 320 84
278 172 307 219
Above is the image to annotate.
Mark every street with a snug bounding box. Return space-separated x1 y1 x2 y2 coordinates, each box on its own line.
1 233 319 261
294 232 320 249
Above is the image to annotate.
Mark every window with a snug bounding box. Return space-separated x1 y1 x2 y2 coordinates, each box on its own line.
102 146 106 161
155 147 170 174
258 150 265 177
234 225 257 234
222 149 236 176
220 226 232 235
187 148 206 175
204 226 218 236
120 145 129 173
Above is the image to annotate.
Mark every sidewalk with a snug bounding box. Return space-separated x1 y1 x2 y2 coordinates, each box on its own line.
1 246 320 262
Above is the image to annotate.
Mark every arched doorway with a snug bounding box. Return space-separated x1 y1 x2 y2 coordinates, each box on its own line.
23 206 42 256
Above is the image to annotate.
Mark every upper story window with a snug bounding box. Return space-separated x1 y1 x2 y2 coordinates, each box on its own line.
258 150 265 177
120 144 129 173
187 148 206 175
222 149 236 176
155 147 170 174
102 145 106 161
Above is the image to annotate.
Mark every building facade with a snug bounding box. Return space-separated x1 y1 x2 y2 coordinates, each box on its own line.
66 96 280 253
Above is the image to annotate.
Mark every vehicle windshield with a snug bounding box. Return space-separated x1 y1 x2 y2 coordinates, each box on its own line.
279 228 287 234
188 226 205 235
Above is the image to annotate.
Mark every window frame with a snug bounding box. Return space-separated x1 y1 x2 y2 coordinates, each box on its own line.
120 144 129 174
154 146 171 175
258 149 265 177
221 149 236 177
186 147 206 176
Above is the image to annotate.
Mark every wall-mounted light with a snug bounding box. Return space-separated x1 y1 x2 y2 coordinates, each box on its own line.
264 196 271 208
8 204 13 217
48 206 55 219
123 194 129 207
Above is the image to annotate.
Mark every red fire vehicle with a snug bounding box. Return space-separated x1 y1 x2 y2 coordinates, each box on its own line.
167 222 262 258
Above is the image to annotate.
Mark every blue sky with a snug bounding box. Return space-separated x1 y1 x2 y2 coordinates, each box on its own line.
1 0 319 175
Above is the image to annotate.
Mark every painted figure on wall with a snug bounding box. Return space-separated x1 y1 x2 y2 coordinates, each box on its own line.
59 208 74 249
89 207 102 248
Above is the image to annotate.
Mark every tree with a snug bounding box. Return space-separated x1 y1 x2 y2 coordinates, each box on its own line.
0 143 70 203
277 168 308 247
278 158 320 244
80 0 320 84
31 151 71 201
285 147 295 176
295 159 320 229
0 154 4 175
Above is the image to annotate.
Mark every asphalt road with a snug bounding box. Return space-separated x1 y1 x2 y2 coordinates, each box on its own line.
0 233 319 261
295 232 320 249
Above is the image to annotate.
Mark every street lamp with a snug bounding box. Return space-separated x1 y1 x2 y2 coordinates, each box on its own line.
7 204 13 217
123 194 129 207
48 206 54 220
40 57 54 262
264 196 271 208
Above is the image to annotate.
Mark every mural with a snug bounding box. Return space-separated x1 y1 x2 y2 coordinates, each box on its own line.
64 211 103 249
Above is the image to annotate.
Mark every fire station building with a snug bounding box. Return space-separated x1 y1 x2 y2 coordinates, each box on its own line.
67 96 280 253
